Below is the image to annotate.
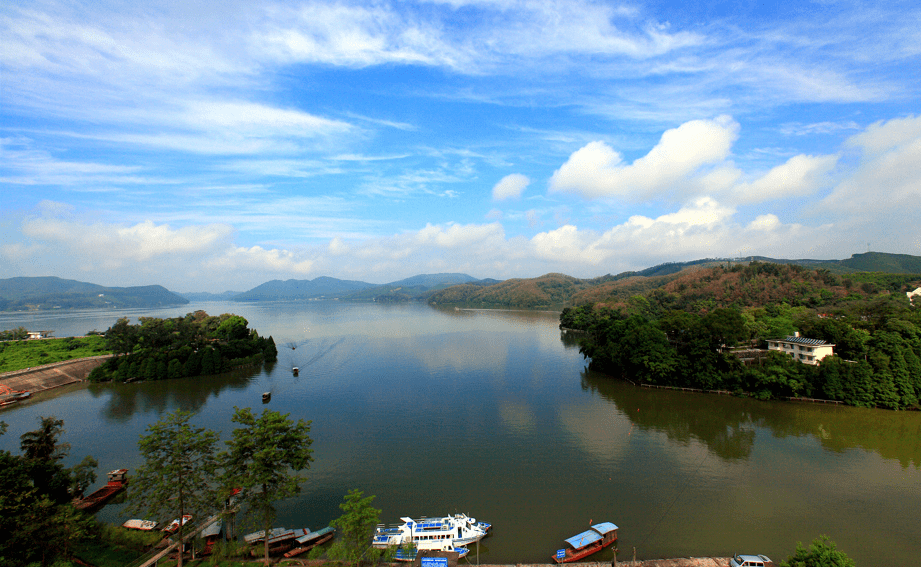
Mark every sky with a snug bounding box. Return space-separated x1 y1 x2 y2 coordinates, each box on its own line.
2 0 920 293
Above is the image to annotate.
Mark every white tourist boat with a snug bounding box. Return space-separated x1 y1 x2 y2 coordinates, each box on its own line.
372 514 488 559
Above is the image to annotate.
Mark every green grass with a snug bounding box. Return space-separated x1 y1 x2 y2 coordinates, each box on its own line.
0 335 111 373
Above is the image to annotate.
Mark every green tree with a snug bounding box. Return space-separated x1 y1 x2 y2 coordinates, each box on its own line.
328 489 384 567
130 409 220 567
780 535 855 567
221 407 313 564
214 315 250 341
1 418 98 566
105 317 137 355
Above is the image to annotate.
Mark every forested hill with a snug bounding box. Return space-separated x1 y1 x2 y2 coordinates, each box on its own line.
0 276 189 311
427 252 921 309
427 272 686 308
561 262 921 410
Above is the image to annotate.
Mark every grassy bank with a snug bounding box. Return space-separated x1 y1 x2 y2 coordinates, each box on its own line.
0 335 110 374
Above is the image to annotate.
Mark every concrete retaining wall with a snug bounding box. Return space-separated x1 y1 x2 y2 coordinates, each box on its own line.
0 355 114 393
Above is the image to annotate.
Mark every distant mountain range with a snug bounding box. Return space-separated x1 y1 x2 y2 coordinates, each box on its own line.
0 276 189 311
4 252 919 312
176 291 244 301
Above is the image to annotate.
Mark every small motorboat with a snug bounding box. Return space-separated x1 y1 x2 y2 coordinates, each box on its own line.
552 522 618 563
292 367 299 375
163 515 193 534
122 519 159 531
262 392 271 402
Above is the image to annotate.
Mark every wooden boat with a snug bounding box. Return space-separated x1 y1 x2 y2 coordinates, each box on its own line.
552 522 618 563
122 519 159 531
163 515 193 534
283 526 336 557
244 527 311 555
200 519 223 556
0 385 32 407
74 469 129 512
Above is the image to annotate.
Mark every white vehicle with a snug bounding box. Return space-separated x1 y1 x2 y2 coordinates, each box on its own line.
730 554 774 567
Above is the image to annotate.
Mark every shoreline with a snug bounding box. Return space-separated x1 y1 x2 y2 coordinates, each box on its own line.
0 355 113 397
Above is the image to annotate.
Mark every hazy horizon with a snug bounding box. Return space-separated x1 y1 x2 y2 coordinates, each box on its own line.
3 0 920 293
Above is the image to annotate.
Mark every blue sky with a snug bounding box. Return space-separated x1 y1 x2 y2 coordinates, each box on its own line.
2 0 920 292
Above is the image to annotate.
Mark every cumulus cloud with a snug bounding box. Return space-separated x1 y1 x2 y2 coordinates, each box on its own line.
733 154 838 204
492 174 530 200
21 217 233 263
415 222 505 248
208 246 315 275
821 115 921 223
549 116 739 200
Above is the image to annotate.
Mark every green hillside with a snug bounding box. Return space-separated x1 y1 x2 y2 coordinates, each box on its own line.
428 252 921 309
0 277 189 311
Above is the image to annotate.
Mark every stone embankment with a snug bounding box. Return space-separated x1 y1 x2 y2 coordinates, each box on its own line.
0 355 114 394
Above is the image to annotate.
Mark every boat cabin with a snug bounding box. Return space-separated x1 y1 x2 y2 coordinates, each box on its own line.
554 522 618 563
107 468 129 485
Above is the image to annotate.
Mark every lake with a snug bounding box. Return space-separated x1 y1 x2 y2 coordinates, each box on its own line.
1 301 919 565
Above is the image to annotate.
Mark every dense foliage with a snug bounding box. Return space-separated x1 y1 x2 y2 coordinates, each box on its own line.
0 335 109 374
87 311 277 383
130 410 220 567
221 406 314 563
0 417 98 566
562 263 921 410
780 535 855 567
328 489 386 566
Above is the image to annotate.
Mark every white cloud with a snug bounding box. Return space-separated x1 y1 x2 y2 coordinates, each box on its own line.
821 116 921 225
415 222 505 248
845 115 921 157
492 173 530 200
549 116 740 200
208 245 315 275
733 154 838 204
21 218 233 263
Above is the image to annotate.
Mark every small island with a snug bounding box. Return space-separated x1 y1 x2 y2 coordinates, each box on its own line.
88 311 277 383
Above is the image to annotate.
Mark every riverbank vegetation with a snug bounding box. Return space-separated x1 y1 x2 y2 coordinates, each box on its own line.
562 262 921 410
87 311 277 383
0 335 109 374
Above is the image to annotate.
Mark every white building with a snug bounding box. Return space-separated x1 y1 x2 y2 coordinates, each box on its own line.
27 330 54 340
767 332 834 365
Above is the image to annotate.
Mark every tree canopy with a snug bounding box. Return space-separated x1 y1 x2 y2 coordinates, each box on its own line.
130 409 220 567
780 535 855 567
89 311 277 383
221 407 313 564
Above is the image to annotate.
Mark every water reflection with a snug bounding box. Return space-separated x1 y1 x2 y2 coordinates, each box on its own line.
87 367 258 422
580 369 921 468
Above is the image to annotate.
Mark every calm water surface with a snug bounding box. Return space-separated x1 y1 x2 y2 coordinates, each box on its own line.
1 301 919 565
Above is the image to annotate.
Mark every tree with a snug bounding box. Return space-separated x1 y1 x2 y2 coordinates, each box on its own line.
130 409 220 567
105 317 137 355
780 535 855 567
222 407 313 564
1 418 98 566
328 489 384 566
